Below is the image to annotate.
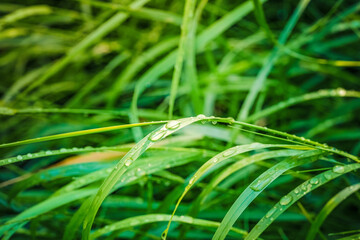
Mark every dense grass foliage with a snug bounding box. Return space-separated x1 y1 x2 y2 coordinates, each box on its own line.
1 0 360 239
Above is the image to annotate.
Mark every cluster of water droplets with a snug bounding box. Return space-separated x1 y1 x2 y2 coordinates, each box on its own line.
1 145 119 166
250 178 272 192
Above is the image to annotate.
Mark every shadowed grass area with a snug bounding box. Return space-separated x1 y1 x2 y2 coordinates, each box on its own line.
0 0 360 239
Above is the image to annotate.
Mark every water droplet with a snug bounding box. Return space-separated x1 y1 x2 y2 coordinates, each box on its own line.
149 130 167 142
136 168 145 176
324 171 333 180
17 155 23 160
310 177 319 185
280 195 293 206
250 178 272 192
196 114 206 119
189 178 195 185
265 207 277 218
301 184 307 191
212 157 218 163
60 148 67 152
45 150 52 155
332 165 345 174
300 137 306 141
222 148 236 157
294 188 299 194
27 153 33 158
72 147 78 151
125 159 132 166
337 88 346 96
165 120 181 130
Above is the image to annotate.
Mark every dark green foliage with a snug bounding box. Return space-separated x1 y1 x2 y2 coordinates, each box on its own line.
0 0 359 239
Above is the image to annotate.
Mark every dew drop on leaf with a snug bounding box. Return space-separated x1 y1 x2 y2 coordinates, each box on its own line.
324 171 333 180
265 207 277 218
196 114 206 119
149 130 167 142
280 195 293 206
222 148 235 157
310 177 319 185
165 120 180 130
250 178 272 192
332 165 345 174
125 159 132 167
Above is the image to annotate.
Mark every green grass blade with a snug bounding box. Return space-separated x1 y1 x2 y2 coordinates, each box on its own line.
66 52 130 107
306 182 360 240
0 121 166 149
130 0 265 130
168 0 197 119
90 214 247 239
251 0 275 42
247 89 360 122
237 0 310 121
212 150 322 240
0 189 95 236
23 0 148 93
189 149 304 215
245 163 360 240
161 144 313 239
107 37 179 106
81 115 216 239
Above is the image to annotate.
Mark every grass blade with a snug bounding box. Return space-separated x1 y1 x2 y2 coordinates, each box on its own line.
212 150 322 240
245 163 360 240
306 182 360 240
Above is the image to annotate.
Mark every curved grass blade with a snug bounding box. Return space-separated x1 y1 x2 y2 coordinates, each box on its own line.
231 120 360 162
62 149 205 240
0 121 166 149
161 144 314 239
81 115 216 239
306 182 360 240
23 0 148 93
0 189 95 237
0 5 52 27
7 162 112 200
130 0 266 130
66 52 130 107
90 214 247 239
212 150 323 240
0 145 129 167
0 144 207 239
107 37 178 107
337 232 360 240
251 0 275 42
53 149 202 197
189 149 304 216
245 163 360 240
168 0 197 119
247 89 360 122
237 0 310 121
79 0 182 25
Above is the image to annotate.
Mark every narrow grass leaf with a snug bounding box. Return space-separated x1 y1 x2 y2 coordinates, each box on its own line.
212 150 323 240
91 214 247 239
245 163 360 240
306 182 360 240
